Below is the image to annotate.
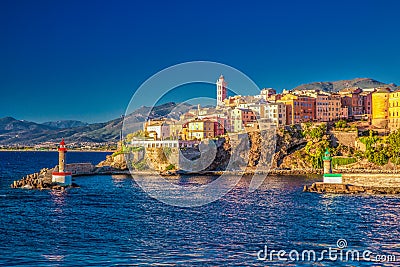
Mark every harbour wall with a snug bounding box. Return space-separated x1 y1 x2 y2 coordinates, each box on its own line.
342 173 400 187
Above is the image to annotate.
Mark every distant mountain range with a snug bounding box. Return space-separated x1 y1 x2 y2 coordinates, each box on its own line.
292 78 398 92
42 120 89 129
0 102 192 145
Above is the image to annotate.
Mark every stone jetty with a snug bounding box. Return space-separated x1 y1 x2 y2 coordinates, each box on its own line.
10 167 79 190
304 182 400 194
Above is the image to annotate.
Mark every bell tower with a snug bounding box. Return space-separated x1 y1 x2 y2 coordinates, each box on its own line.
216 75 227 107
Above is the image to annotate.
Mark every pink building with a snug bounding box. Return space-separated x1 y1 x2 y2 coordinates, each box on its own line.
339 87 364 119
316 93 348 122
203 115 227 136
360 90 375 119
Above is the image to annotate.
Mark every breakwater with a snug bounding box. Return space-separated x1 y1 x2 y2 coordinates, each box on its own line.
304 182 400 194
9 163 125 190
10 167 78 190
304 173 400 194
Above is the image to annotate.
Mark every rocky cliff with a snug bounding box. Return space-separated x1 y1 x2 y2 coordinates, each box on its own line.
97 153 128 170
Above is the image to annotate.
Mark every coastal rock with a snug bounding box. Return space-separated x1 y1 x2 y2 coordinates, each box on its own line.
97 154 127 170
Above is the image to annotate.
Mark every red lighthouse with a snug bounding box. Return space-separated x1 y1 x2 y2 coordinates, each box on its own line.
52 139 72 185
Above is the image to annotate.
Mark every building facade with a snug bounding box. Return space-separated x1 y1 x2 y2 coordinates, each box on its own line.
371 87 391 128
315 93 347 122
230 108 256 132
257 88 277 100
187 119 215 140
144 120 170 140
389 89 400 132
263 102 286 126
278 94 316 125
360 89 375 119
338 87 364 119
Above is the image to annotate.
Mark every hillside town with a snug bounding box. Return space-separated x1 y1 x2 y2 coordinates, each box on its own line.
139 75 400 142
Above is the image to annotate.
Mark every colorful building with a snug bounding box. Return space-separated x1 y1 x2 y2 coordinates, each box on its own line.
389 89 400 132
358 88 376 119
371 87 391 128
315 93 347 122
278 94 316 125
263 102 286 126
237 98 268 118
144 120 170 140
167 121 183 140
230 108 256 132
202 115 227 137
187 119 215 140
257 88 277 100
223 95 244 108
338 87 364 119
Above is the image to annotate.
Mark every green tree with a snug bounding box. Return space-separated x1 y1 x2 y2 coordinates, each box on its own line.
304 124 326 141
335 120 347 128
387 129 400 167
305 139 330 169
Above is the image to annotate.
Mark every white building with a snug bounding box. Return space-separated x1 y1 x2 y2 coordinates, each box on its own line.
255 88 277 100
230 108 256 132
144 120 170 140
263 102 286 126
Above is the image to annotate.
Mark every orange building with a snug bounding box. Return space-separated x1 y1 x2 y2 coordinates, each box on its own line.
278 94 315 125
223 95 244 108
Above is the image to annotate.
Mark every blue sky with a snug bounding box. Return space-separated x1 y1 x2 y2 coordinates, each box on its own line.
1 0 399 123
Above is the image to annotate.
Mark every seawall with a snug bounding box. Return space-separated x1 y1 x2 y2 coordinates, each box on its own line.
342 173 400 187
304 173 400 194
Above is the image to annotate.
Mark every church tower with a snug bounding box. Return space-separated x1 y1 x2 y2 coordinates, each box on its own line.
216 75 227 107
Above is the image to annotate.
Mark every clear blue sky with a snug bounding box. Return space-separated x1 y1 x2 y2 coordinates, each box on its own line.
1 0 399 123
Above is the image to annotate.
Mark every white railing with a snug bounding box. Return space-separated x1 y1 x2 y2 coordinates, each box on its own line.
130 140 200 148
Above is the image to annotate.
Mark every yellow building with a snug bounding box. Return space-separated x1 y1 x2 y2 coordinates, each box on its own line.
180 127 189 141
371 87 390 128
389 90 400 132
187 119 215 140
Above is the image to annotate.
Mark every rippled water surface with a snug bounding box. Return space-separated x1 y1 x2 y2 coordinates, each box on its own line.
0 151 399 266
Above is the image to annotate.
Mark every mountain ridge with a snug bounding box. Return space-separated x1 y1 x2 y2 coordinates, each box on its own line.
0 102 192 145
292 78 397 92
42 120 89 129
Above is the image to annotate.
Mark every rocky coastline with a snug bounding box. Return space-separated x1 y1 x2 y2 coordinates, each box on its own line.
10 145 400 192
